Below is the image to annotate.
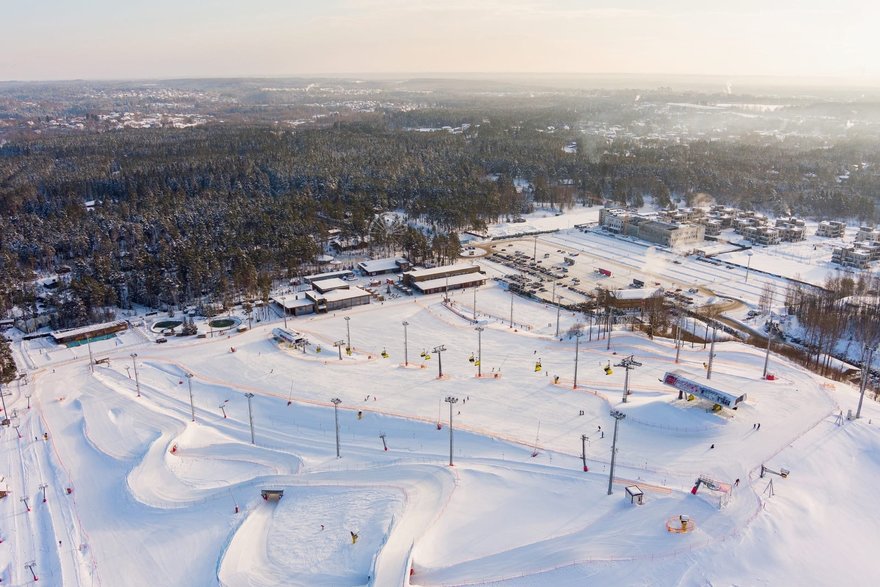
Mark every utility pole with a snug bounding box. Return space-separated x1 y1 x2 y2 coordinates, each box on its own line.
344 316 351 353
475 327 484 377
445 396 458 465
402 321 409 366
331 398 342 457
131 353 141 397
185 372 196 422
334 339 345 360
573 331 584 389
745 251 754 283
581 434 588 472
707 322 718 380
433 345 447 378
856 345 875 419
608 409 626 495
244 393 255 444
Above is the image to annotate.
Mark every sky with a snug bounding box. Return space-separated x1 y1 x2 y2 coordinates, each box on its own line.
2 0 878 82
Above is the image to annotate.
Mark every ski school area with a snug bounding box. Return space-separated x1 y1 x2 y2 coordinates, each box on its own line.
2 276 880 586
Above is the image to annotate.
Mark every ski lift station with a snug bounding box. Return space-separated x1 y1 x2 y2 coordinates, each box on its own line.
662 370 747 410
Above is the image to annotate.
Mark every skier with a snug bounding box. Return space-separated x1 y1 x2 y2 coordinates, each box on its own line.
710 444 715 449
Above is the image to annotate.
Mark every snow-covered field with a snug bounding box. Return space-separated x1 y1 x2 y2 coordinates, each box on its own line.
2 279 879 586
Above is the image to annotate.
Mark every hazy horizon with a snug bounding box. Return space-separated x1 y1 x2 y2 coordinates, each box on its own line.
3 0 879 84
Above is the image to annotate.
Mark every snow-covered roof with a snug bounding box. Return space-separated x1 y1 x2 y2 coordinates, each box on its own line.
357 258 407 273
307 286 372 303
613 288 662 300
412 272 487 292
405 264 480 280
271 293 315 309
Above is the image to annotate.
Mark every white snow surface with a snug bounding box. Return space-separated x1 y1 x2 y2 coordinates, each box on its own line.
2 280 879 586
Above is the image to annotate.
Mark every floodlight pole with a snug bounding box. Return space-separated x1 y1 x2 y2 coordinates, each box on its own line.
707 322 717 380
856 345 875 419
762 331 773 379
344 316 351 352
433 345 447 378
185 372 196 422
475 327 484 377
745 251 753 283
244 393 255 444
402 321 409 366
533 235 537 261
445 396 458 465
331 398 342 457
573 332 583 389
131 353 141 397
615 355 642 403
608 409 626 495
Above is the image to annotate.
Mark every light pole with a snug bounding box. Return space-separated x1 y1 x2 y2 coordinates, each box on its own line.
130 353 141 397
402 321 409 366
334 339 345 360
608 409 626 495
185 372 196 422
331 397 342 457
445 396 458 466
433 345 447 379
615 355 643 403
856 345 875 419
745 251 754 283
573 331 584 389
244 393 255 444
0 383 8 419
475 326 484 377
707 322 718 380
344 316 351 353
554 282 561 338
533 235 538 261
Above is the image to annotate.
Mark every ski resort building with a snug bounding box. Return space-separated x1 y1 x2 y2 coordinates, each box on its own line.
51 320 128 346
402 264 487 295
816 221 846 237
357 257 410 276
662 370 747 409
271 292 317 316
598 208 704 248
305 286 372 312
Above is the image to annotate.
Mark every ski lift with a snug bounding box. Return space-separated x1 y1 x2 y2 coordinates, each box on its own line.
424 353 431 360
381 348 389 358
474 359 480 366
468 353 475 363
534 359 542 372
603 362 613 375
346 347 353 356
419 349 426 358
316 345 322 353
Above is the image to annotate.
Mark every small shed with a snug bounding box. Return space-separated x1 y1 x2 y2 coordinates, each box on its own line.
261 489 284 502
625 485 644 505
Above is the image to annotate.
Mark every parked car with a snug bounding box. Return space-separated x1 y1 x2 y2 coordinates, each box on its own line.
156 337 168 344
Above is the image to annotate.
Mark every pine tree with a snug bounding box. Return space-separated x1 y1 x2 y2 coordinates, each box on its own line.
0 335 17 385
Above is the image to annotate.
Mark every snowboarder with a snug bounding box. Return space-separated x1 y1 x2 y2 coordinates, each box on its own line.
757 423 761 430
710 444 715 449
320 524 324 531
734 478 740 487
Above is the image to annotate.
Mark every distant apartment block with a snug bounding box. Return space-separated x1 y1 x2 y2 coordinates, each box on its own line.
854 226 880 243
599 208 705 247
816 221 846 238
832 243 880 269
